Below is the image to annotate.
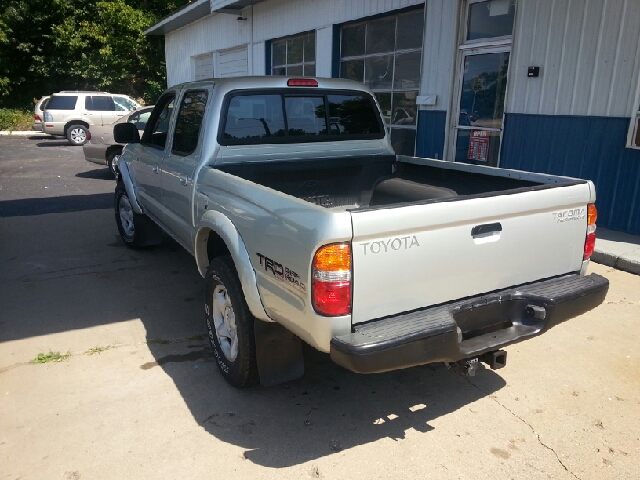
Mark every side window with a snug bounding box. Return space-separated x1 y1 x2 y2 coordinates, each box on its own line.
128 109 153 130
172 90 208 156
142 95 175 149
114 96 137 112
46 96 77 110
86 96 115 111
223 94 285 141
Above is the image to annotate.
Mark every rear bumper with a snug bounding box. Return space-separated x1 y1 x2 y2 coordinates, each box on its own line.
330 273 609 374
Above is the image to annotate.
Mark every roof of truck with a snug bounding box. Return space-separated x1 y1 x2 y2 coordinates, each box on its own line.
169 76 375 95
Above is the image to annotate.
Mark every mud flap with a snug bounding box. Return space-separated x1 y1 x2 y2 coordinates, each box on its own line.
254 320 304 387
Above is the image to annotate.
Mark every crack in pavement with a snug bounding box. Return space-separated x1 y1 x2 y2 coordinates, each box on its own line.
467 378 581 480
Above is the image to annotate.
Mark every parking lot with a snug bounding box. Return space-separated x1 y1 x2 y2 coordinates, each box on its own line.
0 135 639 479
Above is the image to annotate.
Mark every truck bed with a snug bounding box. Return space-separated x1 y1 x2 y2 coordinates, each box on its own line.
214 155 580 210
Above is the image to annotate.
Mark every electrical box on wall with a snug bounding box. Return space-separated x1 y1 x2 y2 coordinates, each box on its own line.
416 95 437 106
528 66 540 77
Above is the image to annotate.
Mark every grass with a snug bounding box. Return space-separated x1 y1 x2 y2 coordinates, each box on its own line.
31 351 72 364
84 345 112 355
147 338 171 345
0 108 32 131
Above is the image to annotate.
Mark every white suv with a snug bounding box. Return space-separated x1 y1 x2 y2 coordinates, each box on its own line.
43 91 141 145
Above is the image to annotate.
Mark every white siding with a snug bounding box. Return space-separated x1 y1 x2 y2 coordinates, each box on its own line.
507 0 640 117
419 0 458 110
217 46 248 77
164 0 425 86
165 12 252 86
252 0 424 41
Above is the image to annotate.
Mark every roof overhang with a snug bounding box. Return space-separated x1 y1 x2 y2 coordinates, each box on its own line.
145 0 266 36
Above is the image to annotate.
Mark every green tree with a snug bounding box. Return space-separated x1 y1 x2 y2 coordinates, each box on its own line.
0 0 188 108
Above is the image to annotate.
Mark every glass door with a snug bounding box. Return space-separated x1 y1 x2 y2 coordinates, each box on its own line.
450 0 515 167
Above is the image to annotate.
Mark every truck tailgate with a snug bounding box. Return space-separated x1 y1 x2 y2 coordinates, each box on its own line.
350 183 591 324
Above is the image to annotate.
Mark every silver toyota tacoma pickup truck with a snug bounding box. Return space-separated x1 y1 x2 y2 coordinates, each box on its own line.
113 76 608 388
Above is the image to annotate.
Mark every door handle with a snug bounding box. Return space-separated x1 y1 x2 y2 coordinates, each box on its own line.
179 174 188 186
152 165 159 174
471 222 502 236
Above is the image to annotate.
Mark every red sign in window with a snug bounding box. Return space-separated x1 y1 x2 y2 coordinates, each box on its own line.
468 129 489 162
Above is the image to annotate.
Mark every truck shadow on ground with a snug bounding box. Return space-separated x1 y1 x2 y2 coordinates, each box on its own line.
147 337 506 467
76 169 113 181
129 235 507 467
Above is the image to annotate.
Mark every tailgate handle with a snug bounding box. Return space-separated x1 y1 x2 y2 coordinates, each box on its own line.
471 222 502 236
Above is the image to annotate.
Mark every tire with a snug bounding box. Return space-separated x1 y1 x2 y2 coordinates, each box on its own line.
205 255 259 388
67 124 88 146
114 182 161 248
107 149 122 177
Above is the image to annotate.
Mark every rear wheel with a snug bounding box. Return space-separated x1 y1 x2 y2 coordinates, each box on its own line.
107 149 122 177
67 124 88 146
205 256 259 388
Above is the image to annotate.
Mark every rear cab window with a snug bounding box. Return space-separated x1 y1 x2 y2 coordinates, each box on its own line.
220 89 383 145
46 96 78 110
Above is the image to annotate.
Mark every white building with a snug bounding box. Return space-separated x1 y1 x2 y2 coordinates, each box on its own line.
146 0 640 235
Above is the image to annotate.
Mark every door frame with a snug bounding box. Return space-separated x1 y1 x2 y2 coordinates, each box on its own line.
446 0 516 165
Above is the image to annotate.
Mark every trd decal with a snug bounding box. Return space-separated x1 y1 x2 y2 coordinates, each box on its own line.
256 253 306 292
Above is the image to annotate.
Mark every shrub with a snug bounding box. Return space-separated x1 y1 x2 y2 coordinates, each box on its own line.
0 108 32 131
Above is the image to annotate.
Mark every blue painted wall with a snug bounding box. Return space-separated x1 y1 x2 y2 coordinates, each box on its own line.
500 113 640 235
415 110 447 160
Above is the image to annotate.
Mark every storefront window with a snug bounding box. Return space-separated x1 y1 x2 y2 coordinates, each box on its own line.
271 32 316 76
339 9 425 156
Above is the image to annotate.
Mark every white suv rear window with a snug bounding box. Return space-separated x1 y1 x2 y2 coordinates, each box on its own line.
47 96 78 110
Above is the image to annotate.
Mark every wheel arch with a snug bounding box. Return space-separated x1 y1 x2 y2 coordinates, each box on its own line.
105 144 123 161
117 161 143 214
63 120 90 136
196 211 271 322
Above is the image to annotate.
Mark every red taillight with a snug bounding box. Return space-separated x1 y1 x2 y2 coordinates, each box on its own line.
312 243 351 316
34 114 42 121
287 78 318 87
583 203 597 260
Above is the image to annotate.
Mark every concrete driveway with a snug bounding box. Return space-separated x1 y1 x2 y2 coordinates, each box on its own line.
0 136 638 479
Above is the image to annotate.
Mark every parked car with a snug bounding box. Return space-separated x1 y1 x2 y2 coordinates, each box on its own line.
43 91 141 146
31 96 50 132
83 106 154 177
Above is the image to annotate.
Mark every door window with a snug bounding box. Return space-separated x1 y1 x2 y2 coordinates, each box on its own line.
172 91 208 156
142 95 175 149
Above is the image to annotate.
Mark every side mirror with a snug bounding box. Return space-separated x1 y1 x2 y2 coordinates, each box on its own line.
114 122 140 144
